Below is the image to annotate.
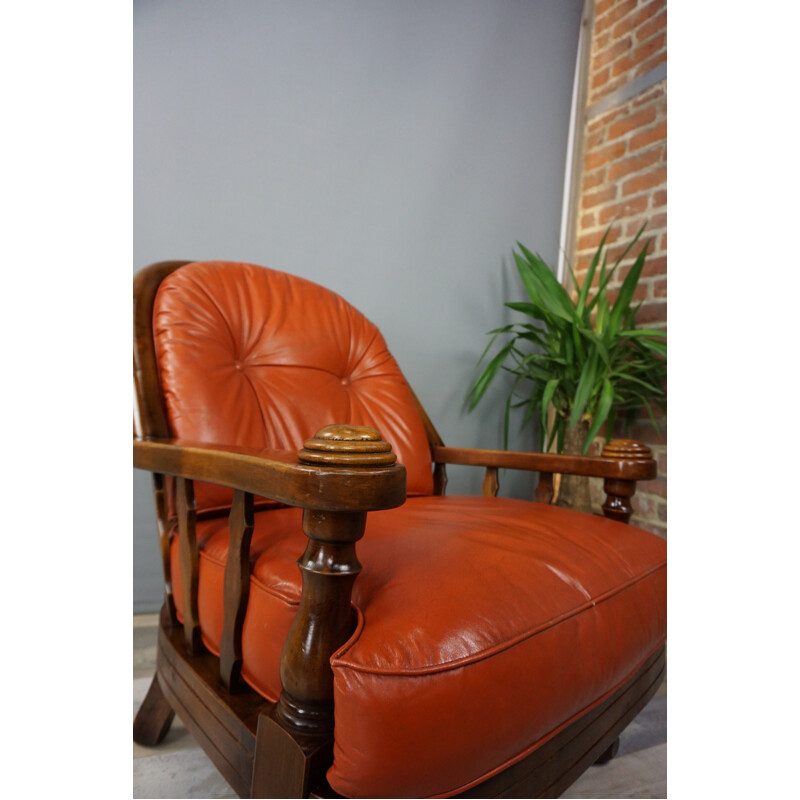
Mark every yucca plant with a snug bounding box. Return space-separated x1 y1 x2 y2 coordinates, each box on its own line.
466 225 666 458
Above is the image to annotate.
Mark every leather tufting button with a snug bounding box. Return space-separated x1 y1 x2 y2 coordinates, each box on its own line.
234 361 243 371
340 377 350 386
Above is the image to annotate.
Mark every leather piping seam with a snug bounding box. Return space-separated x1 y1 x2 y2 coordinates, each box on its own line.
332 560 666 675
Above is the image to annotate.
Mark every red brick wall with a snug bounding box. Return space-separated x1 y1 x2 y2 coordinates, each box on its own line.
573 0 667 536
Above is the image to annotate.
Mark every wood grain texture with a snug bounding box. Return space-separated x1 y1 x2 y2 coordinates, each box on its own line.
133 261 190 621
151 471 177 623
253 710 334 799
276 426 392 738
155 605 265 798
132 260 189 441
134 438 406 514
132 674 175 746
298 425 397 466
431 444 657 481
600 442 653 524
220 489 255 692
176 476 202 654
276 510 365 736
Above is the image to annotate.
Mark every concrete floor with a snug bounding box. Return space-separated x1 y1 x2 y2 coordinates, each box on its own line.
133 614 666 798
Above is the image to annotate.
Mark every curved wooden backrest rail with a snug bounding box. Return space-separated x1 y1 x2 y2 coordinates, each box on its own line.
133 260 190 441
133 260 192 627
133 438 407 513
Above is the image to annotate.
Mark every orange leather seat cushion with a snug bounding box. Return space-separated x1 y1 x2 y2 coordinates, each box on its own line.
172 495 666 798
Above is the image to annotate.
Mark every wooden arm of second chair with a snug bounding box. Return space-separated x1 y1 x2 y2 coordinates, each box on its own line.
133 425 406 737
431 439 656 522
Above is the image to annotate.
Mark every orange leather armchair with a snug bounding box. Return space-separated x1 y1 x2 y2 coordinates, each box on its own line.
133 260 666 798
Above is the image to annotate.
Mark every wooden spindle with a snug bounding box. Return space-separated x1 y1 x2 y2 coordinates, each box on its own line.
220 489 255 691
152 472 177 624
176 476 202 654
601 440 653 524
274 425 397 736
433 462 448 495
535 471 555 504
482 466 499 497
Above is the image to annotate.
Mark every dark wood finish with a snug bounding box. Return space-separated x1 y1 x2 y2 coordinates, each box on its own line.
133 260 190 442
410 386 446 451
433 440 656 521
275 508 365 735
155 605 265 798
602 479 636 524
534 472 555 504
220 489 255 691
133 438 406 514
431 443 657 482
152 471 177 623
133 261 189 619
409 386 449 495
482 466 500 497
594 736 620 765
433 461 449 495
156 598 335 800
600 441 654 524
253 706 335 798
275 426 392 737
176 476 202 654
600 440 654 462
132 674 175 746
297 424 397 467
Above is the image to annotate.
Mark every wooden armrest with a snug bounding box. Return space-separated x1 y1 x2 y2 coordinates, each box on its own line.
431 440 655 515
135 425 409 734
134 436 406 512
431 442 656 481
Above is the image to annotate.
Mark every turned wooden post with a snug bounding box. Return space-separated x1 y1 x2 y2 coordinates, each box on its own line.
274 425 398 736
601 440 653 524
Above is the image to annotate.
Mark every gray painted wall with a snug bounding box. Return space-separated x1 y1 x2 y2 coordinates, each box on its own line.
134 0 583 612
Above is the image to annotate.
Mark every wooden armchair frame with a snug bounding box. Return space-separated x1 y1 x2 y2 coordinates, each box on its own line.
133 261 664 798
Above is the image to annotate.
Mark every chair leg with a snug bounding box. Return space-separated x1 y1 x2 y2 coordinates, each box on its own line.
251 709 333 798
595 736 620 765
134 674 176 746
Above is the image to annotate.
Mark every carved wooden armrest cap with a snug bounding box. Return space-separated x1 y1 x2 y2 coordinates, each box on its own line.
299 425 397 466
601 439 653 461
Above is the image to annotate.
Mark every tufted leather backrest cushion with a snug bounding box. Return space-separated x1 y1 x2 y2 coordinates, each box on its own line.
153 261 433 511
